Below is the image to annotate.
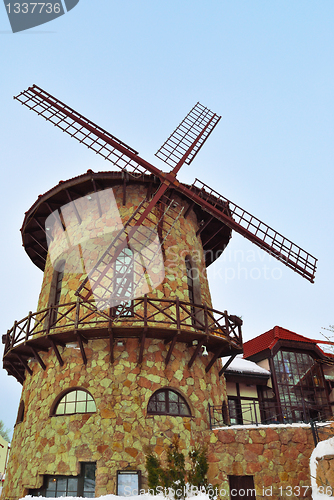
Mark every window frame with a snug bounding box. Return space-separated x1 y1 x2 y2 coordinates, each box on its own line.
270 348 332 422
29 462 96 497
147 388 192 417
113 247 134 317
50 259 65 326
51 388 97 417
15 400 25 425
116 470 141 496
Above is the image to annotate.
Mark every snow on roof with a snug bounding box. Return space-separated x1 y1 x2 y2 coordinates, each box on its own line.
225 356 270 375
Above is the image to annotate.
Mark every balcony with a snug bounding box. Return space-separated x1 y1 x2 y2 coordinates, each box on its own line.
2 296 243 383
208 400 333 429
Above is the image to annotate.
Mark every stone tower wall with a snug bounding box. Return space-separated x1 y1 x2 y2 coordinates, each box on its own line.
3 179 230 499
3 338 225 499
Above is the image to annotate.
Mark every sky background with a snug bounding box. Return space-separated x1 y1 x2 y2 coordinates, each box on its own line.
0 1 333 437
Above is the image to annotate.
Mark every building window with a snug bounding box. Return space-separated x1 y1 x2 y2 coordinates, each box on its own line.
147 389 191 416
117 470 141 496
185 256 203 326
185 256 195 304
227 383 260 425
16 400 24 424
228 475 255 500
272 350 331 422
113 248 134 316
227 397 242 425
29 462 96 497
50 260 65 325
53 389 96 416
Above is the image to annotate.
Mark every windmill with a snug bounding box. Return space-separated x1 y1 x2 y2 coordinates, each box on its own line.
14 84 317 304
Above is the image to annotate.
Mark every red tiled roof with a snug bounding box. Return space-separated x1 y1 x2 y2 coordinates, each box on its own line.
243 326 321 359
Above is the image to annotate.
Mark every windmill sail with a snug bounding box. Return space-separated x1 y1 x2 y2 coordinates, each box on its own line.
155 102 221 169
15 85 317 284
186 178 317 282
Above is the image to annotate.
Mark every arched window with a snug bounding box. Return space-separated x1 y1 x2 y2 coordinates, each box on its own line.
16 400 24 424
147 389 191 416
53 389 96 416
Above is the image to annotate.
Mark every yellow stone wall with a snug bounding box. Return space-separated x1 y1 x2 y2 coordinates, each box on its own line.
3 338 225 499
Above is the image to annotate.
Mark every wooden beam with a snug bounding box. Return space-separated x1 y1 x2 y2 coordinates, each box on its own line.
138 328 147 364
6 361 25 384
77 333 87 365
66 189 82 224
218 354 237 377
201 225 224 247
48 337 64 366
165 335 177 366
196 216 214 236
27 342 49 352
184 201 195 219
188 339 205 368
205 346 227 373
14 353 33 376
91 179 102 217
29 346 46 370
122 173 127 206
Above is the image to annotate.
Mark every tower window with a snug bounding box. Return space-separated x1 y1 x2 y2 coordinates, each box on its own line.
52 389 96 416
147 389 191 416
185 255 202 326
113 248 134 316
16 400 24 424
50 260 65 325
185 256 195 304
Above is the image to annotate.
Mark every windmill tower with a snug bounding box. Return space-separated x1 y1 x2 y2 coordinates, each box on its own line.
2 86 317 499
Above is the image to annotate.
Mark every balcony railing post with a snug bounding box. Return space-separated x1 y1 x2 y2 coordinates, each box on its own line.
25 312 32 344
175 297 180 330
144 294 148 328
11 322 17 349
75 297 80 330
254 400 258 426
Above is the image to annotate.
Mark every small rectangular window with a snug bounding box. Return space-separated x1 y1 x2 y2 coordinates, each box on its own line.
117 470 141 496
29 462 96 497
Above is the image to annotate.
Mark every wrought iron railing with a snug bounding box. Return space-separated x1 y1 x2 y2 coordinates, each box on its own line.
3 296 242 356
208 401 333 430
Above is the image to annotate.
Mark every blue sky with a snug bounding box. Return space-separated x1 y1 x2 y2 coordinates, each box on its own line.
0 1 333 436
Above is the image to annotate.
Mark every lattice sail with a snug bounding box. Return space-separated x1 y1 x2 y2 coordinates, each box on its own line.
14 85 149 178
155 102 221 169
189 178 317 283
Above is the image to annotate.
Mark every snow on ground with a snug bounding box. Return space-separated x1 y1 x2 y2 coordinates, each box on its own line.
20 491 214 500
310 436 334 500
